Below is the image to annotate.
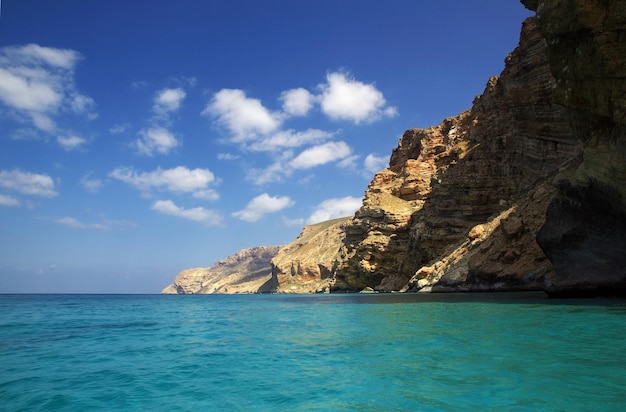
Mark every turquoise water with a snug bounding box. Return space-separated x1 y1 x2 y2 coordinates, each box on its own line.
1 293 625 411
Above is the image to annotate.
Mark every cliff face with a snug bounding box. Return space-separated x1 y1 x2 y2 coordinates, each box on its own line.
161 246 280 294
161 219 348 294
271 217 349 293
163 0 626 296
333 16 582 292
524 0 626 296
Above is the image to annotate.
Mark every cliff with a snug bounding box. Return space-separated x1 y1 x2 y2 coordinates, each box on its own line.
525 0 626 296
333 15 582 292
162 219 348 294
271 217 349 293
161 246 280 294
163 0 626 296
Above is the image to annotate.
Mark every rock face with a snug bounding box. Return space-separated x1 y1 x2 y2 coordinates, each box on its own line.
161 246 280 294
271 217 349 293
163 0 626 296
333 16 582 292
523 0 626 296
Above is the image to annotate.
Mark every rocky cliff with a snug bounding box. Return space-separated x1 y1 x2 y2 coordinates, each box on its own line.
525 0 626 296
271 217 349 293
162 219 348 294
333 15 583 292
164 0 626 296
161 246 280 294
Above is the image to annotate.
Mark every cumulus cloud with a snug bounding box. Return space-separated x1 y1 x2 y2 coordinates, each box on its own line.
247 158 291 186
57 135 86 151
80 173 103 193
0 194 20 207
153 87 186 116
135 126 180 156
306 196 362 225
249 128 334 152
0 44 97 132
152 200 222 225
319 72 397 124
233 193 294 222
280 87 315 116
0 169 57 197
109 166 217 198
203 89 281 142
290 141 352 169
364 153 388 174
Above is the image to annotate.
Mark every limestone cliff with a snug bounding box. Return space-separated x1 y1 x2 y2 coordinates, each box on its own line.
161 246 280 294
523 0 626 296
271 217 349 293
164 0 626 297
333 16 582 292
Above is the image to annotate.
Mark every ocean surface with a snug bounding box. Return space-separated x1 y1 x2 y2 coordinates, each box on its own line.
1 293 625 411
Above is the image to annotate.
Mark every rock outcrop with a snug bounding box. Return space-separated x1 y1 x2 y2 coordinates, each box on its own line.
161 246 280 294
164 0 626 297
333 15 582 292
161 219 348 294
271 217 349 293
524 0 626 296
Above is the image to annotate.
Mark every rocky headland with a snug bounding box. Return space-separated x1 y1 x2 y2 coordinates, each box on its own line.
163 0 626 297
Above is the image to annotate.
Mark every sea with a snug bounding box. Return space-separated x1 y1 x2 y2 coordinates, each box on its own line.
1 292 625 411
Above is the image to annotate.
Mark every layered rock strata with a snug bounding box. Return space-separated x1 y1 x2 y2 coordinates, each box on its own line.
271 217 349 293
333 16 582 292
523 0 626 296
161 246 280 294
164 0 626 296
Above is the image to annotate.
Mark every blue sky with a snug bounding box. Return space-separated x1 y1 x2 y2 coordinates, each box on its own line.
0 1 532 293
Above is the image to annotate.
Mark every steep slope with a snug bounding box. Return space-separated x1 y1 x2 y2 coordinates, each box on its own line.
163 0 626 296
525 0 626 296
271 217 349 293
161 246 280 294
333 16 582 292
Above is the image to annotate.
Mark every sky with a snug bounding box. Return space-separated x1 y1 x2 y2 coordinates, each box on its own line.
0 1 533 293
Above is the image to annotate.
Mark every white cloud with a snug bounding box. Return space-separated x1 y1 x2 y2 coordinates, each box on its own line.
192 189 220 201
290 141 352 169
0 169 57 197
135 126 180 156
233 193 294 222
151 200 222 225
203 89 281 142
217 152 239 160
364 153 388 174
80 173 103 193
306 196 362 225
249 128 334 152
0 194 20 207
57 135 86 151
319 72 397 124
55 217 107 230
109 123 130 134
109 166 217 197
0 44 97 131
53 216 136 230
280 87 315 116
247 159 291 186
153 87 186 115
70 94 97 118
